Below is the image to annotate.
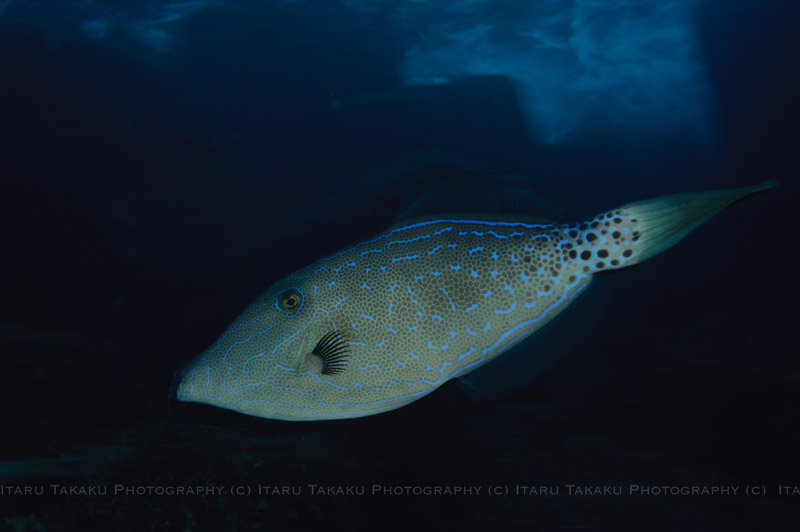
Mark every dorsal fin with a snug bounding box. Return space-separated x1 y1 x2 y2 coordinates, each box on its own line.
393 179 563 225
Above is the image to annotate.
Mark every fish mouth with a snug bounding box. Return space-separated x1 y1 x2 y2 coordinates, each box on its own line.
167 367 185 400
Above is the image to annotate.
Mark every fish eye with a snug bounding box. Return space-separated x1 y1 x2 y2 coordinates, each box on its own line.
277 288 303 313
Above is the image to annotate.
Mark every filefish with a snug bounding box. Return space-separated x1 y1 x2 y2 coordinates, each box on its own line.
172 180 776 421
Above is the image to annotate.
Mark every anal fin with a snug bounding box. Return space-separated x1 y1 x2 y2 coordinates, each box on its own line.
457 277 609 398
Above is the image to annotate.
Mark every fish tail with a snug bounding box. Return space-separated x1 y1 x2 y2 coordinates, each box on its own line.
564 179 778 272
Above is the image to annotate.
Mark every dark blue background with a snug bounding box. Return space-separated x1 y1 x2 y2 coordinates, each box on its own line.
1 0 798 529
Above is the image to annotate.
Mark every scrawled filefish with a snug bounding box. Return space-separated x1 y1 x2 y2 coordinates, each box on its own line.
172 180 776 420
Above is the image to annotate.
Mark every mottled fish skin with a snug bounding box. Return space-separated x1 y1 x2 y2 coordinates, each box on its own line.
173 181 775 421
174 211 643 420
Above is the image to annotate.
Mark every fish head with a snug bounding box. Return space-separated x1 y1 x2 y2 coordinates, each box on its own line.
172 276 356 421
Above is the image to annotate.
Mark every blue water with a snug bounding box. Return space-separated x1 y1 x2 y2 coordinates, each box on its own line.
1 0 798 530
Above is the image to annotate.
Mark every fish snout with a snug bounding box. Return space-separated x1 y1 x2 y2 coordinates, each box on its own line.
167 367 184 400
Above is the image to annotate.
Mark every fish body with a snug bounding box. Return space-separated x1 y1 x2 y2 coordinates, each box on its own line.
173 181 776 421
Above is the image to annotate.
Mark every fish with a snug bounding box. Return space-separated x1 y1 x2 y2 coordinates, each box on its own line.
172 180 777 421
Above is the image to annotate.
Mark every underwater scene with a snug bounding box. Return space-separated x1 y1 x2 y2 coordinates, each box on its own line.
1 0 799 530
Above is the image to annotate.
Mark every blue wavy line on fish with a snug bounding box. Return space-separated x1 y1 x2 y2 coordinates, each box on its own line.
172 180 777 421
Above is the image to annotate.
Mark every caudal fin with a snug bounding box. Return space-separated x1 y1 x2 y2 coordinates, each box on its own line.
620 179 778 264
564 179 778 272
